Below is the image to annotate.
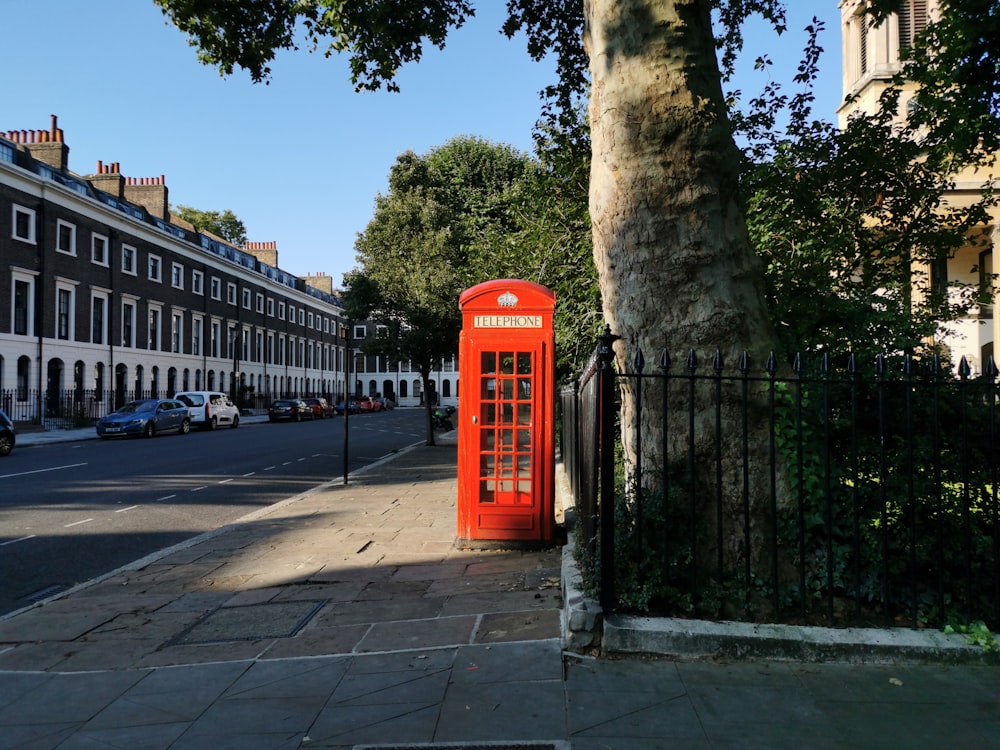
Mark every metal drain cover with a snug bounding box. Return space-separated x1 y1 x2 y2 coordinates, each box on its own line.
353 744 570 749
171 599 326 644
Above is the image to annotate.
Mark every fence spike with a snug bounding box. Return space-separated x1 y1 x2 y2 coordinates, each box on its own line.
713 349 724 373
986 355 999 380
634 346 645 373
902 353 913 376
738 351 751 374
793 352 803 375
875 353 885 377
765 351 777 375
659 348 671 372
686 349 698 373
820 352 830 376
958 355 971 379
847 352 857 375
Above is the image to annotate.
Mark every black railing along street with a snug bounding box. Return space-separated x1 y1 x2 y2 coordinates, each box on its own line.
1 387 346 427
561 327 1000 631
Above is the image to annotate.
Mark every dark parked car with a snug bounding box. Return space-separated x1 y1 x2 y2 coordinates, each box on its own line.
268 398 313 422
302 397 335 418
374 396 395 411
0 408 15 457
334 400 360 416
96 399 192 439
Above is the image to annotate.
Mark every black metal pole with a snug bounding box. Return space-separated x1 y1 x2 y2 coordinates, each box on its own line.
343 325 351 485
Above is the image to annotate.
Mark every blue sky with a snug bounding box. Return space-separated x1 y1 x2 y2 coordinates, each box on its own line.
2 1 843 284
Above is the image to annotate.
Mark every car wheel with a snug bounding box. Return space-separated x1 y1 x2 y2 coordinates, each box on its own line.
208 415 218 431
268 416 276 423
179 418 191 435
0 434 12 457
231 414 240 429
293 411 301 422
144 422 155 438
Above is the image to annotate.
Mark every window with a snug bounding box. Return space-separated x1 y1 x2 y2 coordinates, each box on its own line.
307 311 314 329
298 308 305 326
211 320 221 358
12 275 34 336
242 327 250 361
122 300 136 347
56 286 74 340
56 220 76 255
172 312 183 353
227 325 238 359
288 304 295 323
898 0 930 55
12 204 36 243
91 292 108 345
323 318 330 334
278 301 286 321
210 277 222 301
227 282 237 305
122 245 137 275
148 306 162 350
354 325 366 339
192 270 204 295
278 334 286 365
242 288 251 309
256 293 264 314
267 298 274 317
256 331 264 363
192 316 203 356
171 263 184 289
148 254 162 282
92 233 108 265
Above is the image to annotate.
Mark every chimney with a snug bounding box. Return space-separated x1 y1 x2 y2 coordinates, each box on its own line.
304 272 334 295
86 160 125 199
12 114 69 171
123 174 169 219
244 240 278 267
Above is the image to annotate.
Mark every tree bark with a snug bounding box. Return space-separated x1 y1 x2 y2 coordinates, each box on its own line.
585 0 787 585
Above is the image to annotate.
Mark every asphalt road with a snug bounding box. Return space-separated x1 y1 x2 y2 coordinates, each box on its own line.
0 409 430 617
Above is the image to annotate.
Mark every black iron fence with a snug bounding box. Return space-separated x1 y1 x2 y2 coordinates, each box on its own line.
561 328 1000 631
2 387 344 428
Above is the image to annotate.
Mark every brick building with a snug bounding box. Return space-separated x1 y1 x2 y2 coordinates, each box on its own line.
0 116 349 423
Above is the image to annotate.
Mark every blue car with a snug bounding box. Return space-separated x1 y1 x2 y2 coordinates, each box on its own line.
96 399 192 439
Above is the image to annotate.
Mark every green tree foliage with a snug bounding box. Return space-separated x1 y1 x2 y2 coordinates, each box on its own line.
344 135 598 430
172 204 248 246
867 0 1000 163
734 18 996 365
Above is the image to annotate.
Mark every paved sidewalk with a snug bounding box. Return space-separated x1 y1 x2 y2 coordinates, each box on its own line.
1 423 999 748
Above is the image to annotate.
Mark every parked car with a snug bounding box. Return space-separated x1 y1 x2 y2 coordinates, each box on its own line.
268 398 313 422
334 400 360 416
175 391 240 430
301 397 335 418
0 408 15 457
374 396 395 411
96 399 192 439
354 396 382 413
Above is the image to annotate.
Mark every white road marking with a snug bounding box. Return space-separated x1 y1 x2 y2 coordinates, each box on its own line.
115 505 139 513
0 462 87 480
155 494 176 502
0 535 36 547
64 518 94 528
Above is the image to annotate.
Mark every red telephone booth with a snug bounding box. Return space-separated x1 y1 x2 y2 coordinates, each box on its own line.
457 280 556 544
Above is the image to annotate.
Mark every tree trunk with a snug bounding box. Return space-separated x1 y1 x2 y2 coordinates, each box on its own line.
585 0 787 585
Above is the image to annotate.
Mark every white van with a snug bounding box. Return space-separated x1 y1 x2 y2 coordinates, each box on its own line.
175 391 240 430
